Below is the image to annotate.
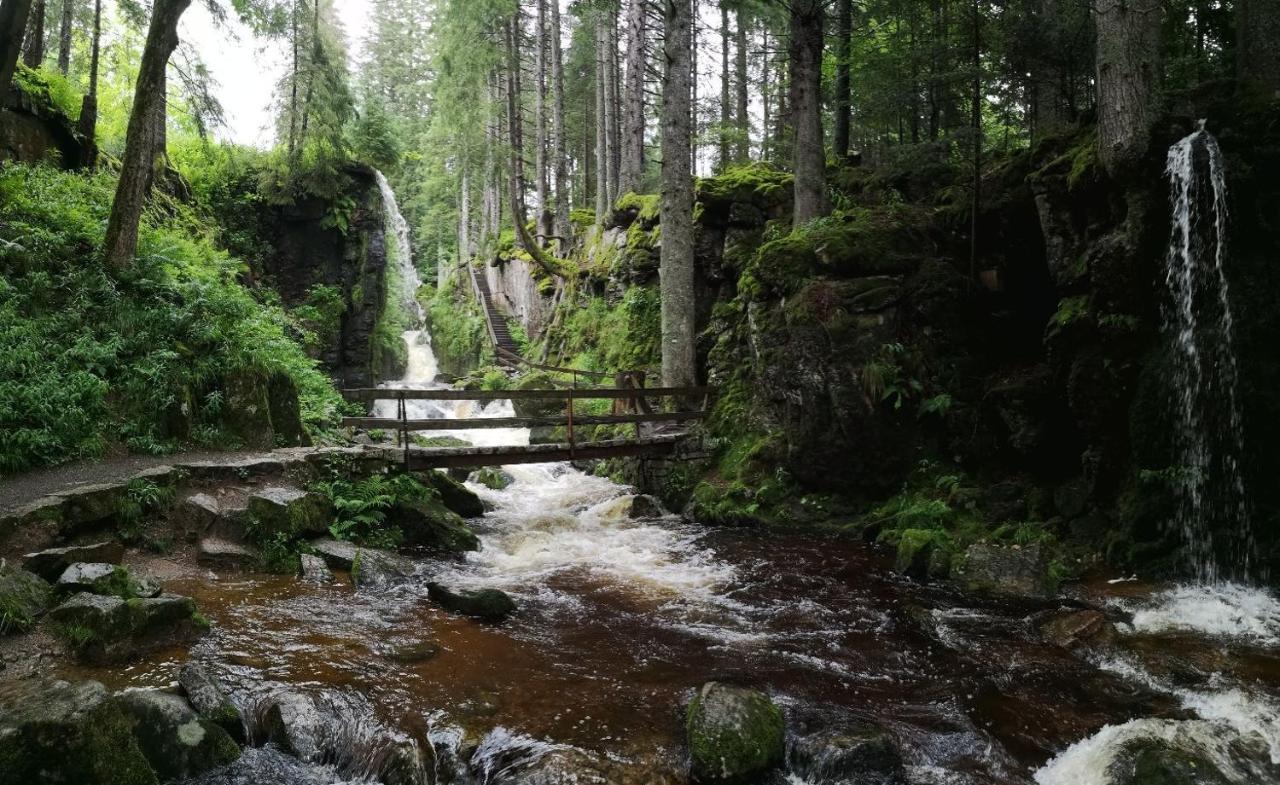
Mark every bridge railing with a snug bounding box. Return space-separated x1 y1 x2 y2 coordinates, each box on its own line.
340 385 713 467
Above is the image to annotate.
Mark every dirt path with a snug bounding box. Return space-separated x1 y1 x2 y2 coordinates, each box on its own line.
0 450 266 515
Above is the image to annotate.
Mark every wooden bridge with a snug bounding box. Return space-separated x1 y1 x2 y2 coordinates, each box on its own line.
341 385 712 469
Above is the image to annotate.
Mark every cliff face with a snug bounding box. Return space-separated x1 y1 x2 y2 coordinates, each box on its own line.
243 166 392 389
0 85 91 169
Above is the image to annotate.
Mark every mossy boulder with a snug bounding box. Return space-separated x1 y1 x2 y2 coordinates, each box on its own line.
893 529 953 581
686 682 785 784
114 689 241 782
246 487 333 541
424 471 485 518
387 496 480 553
0 678 157 785
48 592 203 662
427 583 516 622
22 540 124 581
0 565 52 634
57 563 160 599
471 467 515 490
955 543 1054 599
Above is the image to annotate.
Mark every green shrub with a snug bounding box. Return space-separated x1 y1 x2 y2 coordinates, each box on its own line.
0 163 344 474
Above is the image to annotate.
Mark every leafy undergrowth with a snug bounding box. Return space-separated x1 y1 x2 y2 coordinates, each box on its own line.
422 270 491 377
0 163 343 475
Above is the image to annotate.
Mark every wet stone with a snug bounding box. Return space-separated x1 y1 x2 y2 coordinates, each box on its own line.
199 538 259 571
957 542 1054 599
246 487 332 539
381 639 440 664
1039 609 1117 649
686 681 785 784
626 494 667 519
114 689 241 782
298 553 334 584
427 583 516 622
180 662 245 743
22 540 124 581
57 562 161 598
789 725 904 785
258 691 325 761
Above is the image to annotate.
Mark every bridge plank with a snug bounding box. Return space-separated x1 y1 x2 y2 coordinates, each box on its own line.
342 386 712 402
341 411 708 430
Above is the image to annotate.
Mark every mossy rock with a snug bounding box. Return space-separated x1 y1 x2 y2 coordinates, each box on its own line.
114 690 241 782
413 435 472 448
246 487 333 541
0 565 52 634
423 471 485 518
686 682 785 784
387 496 479 553
48 593 202 662
427 583 516 622
1106 738 1229 785
893 529 953 580
0 678 158 785
57 563 160 599
471 467 514 490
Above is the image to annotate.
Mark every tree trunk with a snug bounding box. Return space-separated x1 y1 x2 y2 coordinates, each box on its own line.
1238 0 1280 94
969 0 981 282
718 2 730 171
458 166 471 272
55 0 68 72
660 0 696 389
294 0 320 163
607 12 620 200
789 0 827 226
550 0 571 252
734 6 749 162
834 0 852 162
594 12 608 225
618 0 646 194
761 27 770 158
1029 0 1069 141
21 0 41 67
1094 0 1161 175
0 0 33 91
507 15 560 279
75 0 98 154
288 0 300 158
534 0 550 245
102 0 192 269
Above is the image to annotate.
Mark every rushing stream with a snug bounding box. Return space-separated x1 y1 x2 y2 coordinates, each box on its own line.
58 171 1280 784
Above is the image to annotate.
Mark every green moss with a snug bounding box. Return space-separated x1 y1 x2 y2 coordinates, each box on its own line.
422 274 490 376
696 163 794 208
615 192 661 224
0 566 51 634
686 684 785 784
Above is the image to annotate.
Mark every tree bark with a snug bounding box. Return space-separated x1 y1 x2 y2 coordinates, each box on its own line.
603 8 620 206
1094 0 1161 175
833 0 852 162
458 166 471 272
55 0 68 72
761 26 770 158
549 0 571 252
534 0 550 245
102 0 192 269
734 6 749 162
75 0 98 153
618 0 646 194
661 0 696 389
506 15 560 279
718 2 730 170
0 0 33 91
1238 0 1280 94
21 0 41 67
789 0 827 226
594 12 609 224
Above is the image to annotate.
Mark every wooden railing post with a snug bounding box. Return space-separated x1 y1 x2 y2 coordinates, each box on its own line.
566 377 576 459
400 392 410 469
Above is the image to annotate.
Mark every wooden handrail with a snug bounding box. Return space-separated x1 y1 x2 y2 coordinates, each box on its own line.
342 386 712 402
342 411 707 431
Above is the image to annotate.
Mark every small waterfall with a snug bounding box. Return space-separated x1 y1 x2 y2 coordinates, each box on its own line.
1161 122 1251 581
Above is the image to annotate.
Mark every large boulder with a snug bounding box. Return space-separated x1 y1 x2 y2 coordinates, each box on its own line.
246 487 332 541
114 689 241 782
955 542 1054 599
308 539 417 588
298 554 334 584
22 540 124 581
258 691 325 761
0 678 157 784
179 663 245 744
48 592 203 662
426 583 516 622
685 682 785 783
0 564 52 634
471 467 514 490
789 725 904 785
174 494 247 543
387 496 480 553
198 538 260 571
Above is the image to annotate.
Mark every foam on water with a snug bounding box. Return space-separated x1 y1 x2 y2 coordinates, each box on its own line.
1123 582 1280 644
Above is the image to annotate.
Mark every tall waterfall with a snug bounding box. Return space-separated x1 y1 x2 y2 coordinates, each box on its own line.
375 170 424 327
1161 122 1251 581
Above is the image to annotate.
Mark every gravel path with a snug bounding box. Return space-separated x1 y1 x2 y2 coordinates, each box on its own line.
0 450 264 514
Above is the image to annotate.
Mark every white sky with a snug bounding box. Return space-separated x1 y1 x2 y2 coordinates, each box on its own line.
177 0 373 148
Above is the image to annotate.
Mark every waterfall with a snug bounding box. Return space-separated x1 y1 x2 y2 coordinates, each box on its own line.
1161 122 1251 582
375 170 424 328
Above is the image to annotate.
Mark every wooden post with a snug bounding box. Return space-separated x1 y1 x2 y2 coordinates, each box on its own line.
400 392 409 469
566 383 575 458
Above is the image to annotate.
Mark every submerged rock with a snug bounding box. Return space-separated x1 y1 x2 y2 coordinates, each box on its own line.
0 564 52 634
0 678 156 784
246 487 332 540
956 542 1054 599
626 494 667 519
298 553 334 584
1039 609 1117 650
686 681 785 783
114 689 241 782
179 663 245 743
22 540 124 581
1106 737 1230 785
381 639 440 663
789 725 904 784
427 583 516 622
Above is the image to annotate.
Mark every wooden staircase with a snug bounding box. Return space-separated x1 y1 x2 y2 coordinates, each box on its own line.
469 266 521 363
